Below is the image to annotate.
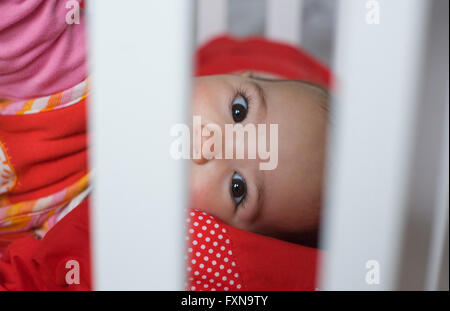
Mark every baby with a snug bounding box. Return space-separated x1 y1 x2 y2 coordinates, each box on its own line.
189 72 329 247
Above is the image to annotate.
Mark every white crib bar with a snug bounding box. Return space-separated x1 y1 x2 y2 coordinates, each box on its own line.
320 0 449 290
266 0 303 46
196 0 228 46
88 0 193 290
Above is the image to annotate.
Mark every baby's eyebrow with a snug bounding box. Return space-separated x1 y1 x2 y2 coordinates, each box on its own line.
255 81 268 113
248 80 268 118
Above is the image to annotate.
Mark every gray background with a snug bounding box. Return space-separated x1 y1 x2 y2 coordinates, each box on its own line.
228 0 337 66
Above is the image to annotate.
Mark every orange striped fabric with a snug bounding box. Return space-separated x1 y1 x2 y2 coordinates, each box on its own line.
0 78 90 243
0 78 89 115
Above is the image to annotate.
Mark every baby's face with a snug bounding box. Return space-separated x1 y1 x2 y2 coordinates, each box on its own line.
189 74 328 246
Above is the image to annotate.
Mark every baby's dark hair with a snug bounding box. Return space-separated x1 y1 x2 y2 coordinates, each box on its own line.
251 75 329 112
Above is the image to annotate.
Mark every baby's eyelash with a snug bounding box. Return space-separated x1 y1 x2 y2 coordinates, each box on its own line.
236 87 252 104
238 193 249 209
237 182 250 210
230 86 252 110
234 189 248 210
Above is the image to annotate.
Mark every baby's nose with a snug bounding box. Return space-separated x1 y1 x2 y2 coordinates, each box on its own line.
191 123 219 165
191 154 208 165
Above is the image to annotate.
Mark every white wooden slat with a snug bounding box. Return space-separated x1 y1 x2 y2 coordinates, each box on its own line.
88 0 193 290
266 0 303 46
196 0 228 46
319 0 449 290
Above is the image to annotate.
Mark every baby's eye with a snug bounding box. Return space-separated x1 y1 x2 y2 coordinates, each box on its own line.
231 95 248 123
231 172 247 206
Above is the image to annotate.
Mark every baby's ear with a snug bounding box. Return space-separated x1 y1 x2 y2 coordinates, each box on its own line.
240 71 253 78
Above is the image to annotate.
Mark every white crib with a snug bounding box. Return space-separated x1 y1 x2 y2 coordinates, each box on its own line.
88 0 449 290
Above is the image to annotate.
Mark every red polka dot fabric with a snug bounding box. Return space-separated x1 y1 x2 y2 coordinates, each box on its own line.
185 210 243 291
185 209 320 291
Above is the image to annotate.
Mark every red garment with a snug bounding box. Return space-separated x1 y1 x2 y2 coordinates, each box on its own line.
0 97 89 249
0 98 88 205
195 35 331 87
0 198 91 290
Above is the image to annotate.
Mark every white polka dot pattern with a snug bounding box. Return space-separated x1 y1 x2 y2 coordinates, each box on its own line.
185 210 243 291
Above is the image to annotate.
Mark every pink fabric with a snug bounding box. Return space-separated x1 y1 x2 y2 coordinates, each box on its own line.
0 0 86 101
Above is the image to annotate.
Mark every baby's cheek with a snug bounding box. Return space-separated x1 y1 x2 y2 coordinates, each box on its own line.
189 187 232 224
190 186 215 213
190 188 208 211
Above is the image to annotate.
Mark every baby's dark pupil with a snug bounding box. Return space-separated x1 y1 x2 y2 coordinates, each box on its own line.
232 179 245 197
232 104 247 122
